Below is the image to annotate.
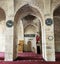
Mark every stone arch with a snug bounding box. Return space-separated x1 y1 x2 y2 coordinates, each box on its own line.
14 4 43 38
24 23 37 29
53 4 60 13
14 4 43 24
53 5 60 52
14 4 43 54
53 5 60 16
0 8 6 21
0 8 6 54
24 24 37 34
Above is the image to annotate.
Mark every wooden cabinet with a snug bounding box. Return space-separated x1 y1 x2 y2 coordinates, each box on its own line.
18 40 24 53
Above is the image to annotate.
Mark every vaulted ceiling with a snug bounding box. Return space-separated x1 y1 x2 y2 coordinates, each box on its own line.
22 14 41 34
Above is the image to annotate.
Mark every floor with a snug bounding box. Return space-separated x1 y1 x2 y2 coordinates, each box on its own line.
0 52 60 64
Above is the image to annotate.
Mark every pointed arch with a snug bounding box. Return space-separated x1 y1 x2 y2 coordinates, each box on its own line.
53 5 60 52
14 4 44 24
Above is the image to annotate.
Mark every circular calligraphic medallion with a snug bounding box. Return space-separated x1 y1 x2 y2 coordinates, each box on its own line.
6 20 13 27
45 18 53 26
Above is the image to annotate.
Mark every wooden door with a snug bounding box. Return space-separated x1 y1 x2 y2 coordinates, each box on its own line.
18 40 24 53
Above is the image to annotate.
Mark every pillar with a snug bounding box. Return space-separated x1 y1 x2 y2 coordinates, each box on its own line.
17 20 24 53
43 0 55 61
5 0 17 61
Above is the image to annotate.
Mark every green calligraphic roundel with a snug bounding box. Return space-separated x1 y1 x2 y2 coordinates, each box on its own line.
45 18 53 26
6 20 14 27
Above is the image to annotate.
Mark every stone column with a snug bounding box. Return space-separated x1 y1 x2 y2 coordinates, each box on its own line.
42 25 46 60
17 20 24 53
43 0 55 61
5 0 17 61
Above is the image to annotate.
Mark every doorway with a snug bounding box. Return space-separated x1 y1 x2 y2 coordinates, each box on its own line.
37 46 40 54
27 41 32 52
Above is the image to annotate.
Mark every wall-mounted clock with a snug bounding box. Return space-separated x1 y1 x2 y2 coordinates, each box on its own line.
48 36 53 41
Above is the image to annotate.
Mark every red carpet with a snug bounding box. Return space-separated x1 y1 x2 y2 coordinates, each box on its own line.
0 52 60 64
0 61 60 64
17 52 43 60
